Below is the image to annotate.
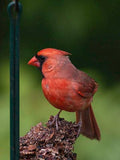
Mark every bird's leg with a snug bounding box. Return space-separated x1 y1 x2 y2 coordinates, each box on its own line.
55 110 62 130
77 115 82 137
74 111 82 137
49 110 62 130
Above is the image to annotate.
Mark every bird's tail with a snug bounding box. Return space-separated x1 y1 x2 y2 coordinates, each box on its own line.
76 105 101 140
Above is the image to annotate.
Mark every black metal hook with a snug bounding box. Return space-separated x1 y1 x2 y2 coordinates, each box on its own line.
15 0 19 11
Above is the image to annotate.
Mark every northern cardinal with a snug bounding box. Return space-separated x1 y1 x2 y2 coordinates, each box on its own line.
28 48 101 140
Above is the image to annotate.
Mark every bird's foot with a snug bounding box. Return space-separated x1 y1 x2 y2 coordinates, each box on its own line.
48 110 62 130
74 121 82 137
49 114 60 130
77 121 82 137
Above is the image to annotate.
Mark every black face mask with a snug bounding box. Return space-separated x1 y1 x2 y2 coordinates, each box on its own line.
35 54 47 78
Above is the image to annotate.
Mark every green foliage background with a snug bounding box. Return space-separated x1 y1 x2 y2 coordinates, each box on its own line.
0 0 120 159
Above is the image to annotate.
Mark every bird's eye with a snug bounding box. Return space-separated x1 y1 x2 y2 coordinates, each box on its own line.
39 55 45 61
36 55 46 62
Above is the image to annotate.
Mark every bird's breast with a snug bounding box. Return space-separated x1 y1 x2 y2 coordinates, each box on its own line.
41 78 90 112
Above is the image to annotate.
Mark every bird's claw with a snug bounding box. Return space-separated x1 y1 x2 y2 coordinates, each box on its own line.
74 121 82 137
48 110 62 130
77 121 82 137
49 115 60 130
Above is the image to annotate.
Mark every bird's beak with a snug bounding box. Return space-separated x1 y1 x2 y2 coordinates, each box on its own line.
28 56 40 68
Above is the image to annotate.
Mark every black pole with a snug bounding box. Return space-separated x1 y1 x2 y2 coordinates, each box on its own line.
8 2 22 160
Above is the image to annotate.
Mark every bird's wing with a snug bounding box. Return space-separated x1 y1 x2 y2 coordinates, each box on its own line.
76 70 98 98
77 81 97 98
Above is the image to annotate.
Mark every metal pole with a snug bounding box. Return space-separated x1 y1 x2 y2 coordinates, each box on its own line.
8 2 22 160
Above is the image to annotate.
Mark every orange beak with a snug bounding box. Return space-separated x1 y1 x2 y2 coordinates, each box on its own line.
28 56 40 68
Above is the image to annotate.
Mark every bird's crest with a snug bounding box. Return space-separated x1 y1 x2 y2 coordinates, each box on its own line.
37 48 71 57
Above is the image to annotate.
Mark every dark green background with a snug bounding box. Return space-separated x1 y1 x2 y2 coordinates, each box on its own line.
0 0 120 159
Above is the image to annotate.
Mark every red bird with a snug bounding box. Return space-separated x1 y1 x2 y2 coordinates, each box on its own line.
28 48 101 140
